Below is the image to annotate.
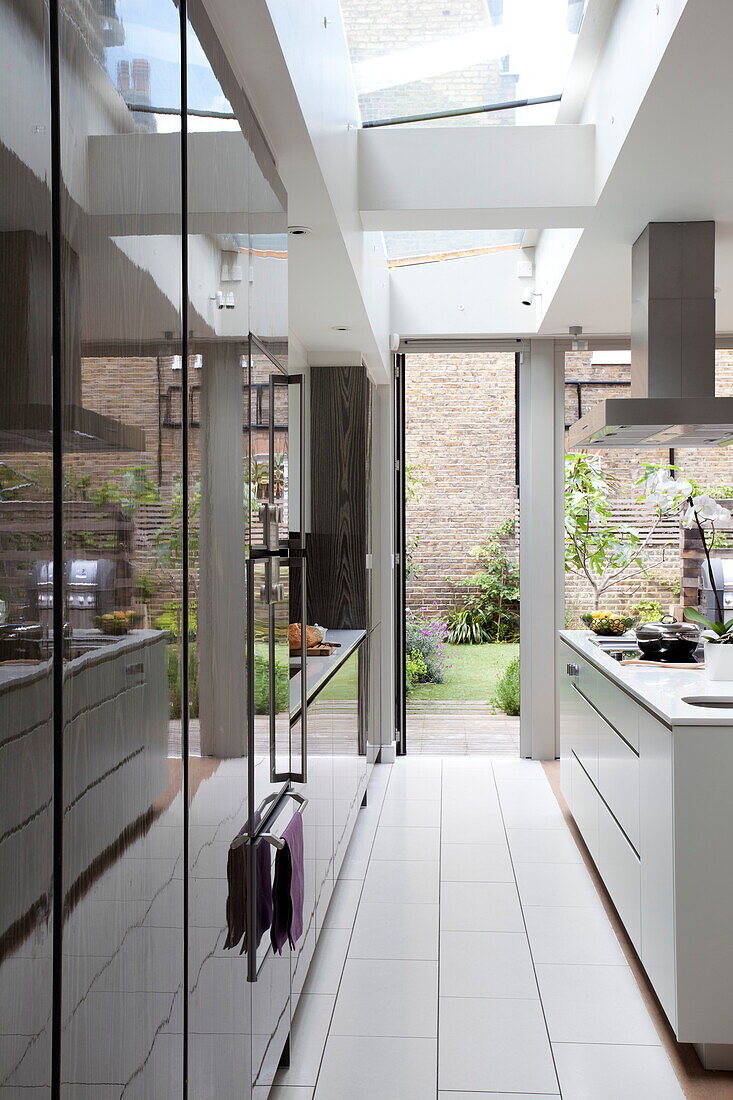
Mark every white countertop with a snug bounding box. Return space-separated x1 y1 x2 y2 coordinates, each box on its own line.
560 629 733 727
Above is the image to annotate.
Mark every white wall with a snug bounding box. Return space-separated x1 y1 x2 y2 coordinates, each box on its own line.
390 249 539 338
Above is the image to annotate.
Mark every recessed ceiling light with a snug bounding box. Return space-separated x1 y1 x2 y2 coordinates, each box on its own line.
331 325 350 332
288 225 312 236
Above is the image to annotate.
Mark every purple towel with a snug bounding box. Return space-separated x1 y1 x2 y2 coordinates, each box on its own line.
224 811 273 953
270 812 304 954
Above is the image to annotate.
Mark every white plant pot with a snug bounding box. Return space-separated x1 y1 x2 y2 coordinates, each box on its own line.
704 642 733 681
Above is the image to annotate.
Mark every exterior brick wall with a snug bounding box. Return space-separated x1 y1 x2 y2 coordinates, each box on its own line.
405 351 517 613
405 349 733 623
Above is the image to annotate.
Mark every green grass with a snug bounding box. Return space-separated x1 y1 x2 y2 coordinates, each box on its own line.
409 643 519 703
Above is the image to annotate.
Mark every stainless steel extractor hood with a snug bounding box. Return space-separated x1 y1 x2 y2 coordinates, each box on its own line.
567 221 733 448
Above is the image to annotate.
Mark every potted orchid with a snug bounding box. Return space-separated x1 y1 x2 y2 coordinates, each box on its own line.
641 467 733 678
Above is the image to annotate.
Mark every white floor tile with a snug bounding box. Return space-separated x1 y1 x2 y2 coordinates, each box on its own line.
491 758 545 779
269 1088 313 1099
337 853 368 880
507 827 583 864
379 799 442 828
302 929 351 996
349 902 439 960
384 774 442 801
553 1042 685 1100
439 930 538 999
439 1094 558 1099
321 879 363 930
438 997 558 1094
441 881 524 933
371 826 441 862
315 1036 437 1100
440 843 513 883
362 859 440 905
523 906 626 966
274 994 335 1088
497 784 566 829
330 958 438 1038
441 812 506 846
536 963 661 1045
515 862 601 908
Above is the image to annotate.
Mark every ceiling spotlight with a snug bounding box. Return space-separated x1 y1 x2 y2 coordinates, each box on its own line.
569 325 588 351
288 225 312 236
521 290 541 307
331 325 350 332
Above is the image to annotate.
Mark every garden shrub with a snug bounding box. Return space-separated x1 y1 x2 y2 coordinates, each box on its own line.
405 649 428 691
167 642 199 719
446 530 519 644
492 655 520 716
254 649 290 714
405 608 449 684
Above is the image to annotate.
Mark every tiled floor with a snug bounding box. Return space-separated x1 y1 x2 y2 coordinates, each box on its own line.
273 755 686 1100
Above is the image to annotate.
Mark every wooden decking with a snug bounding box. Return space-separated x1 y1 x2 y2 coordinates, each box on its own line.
405 702 520 755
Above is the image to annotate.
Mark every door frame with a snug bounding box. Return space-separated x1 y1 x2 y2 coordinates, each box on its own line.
391 338 565 760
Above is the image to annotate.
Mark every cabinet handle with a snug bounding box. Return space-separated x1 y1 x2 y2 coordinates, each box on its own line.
567 663 579 677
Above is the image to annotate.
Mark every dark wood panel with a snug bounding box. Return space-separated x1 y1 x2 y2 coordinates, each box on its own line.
309 365 370 630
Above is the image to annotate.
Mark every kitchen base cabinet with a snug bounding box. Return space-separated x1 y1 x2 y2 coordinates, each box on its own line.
560 633 733 1070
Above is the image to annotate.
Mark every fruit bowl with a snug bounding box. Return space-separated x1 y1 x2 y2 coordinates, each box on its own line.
581 612 636 637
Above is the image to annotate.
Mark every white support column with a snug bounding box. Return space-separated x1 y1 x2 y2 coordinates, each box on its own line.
198 343 248 758
519 339 565 759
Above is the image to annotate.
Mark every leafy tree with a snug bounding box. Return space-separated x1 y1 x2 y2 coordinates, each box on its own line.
565 453 687 611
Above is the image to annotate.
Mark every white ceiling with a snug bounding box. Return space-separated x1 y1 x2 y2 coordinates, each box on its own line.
540 0 733 337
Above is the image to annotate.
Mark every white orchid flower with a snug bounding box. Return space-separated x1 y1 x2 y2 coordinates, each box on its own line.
682 495 731 528
643 471 691 512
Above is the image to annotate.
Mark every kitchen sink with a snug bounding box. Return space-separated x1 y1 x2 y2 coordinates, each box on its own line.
682 696 733 708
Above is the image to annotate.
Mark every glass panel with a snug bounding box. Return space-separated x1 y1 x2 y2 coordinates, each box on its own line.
321 652 361 864
184 1 261 1095
341 0 587 126
59 0 184 1094
0 0 54 1093
247 342 289 552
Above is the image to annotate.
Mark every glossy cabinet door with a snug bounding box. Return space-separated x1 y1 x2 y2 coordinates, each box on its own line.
0 6 54 1094
58 0 185 1094
307 691 335 931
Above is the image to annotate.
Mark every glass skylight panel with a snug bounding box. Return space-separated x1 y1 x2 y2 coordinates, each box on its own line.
103 0 237 131
340 0 587 126
385 229 523 264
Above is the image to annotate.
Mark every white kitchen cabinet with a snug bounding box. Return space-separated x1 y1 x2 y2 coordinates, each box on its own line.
638 708 676 1030
560 632 733 1070
597 712 640 851
597 788 641 951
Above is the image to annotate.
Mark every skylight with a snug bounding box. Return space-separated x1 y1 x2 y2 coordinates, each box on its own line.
385 229 523 266
340 0 586 127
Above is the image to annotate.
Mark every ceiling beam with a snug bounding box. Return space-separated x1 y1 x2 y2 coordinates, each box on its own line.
359 124 596 231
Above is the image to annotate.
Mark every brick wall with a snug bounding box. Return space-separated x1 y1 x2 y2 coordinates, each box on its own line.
405 351 517 612
404 349 733 622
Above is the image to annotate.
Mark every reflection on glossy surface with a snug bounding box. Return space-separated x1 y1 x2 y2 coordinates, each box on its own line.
0 0 54 1094
59 0 184 1092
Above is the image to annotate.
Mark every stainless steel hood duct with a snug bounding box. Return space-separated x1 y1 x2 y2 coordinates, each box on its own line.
0 231 146 453
567 221 733 448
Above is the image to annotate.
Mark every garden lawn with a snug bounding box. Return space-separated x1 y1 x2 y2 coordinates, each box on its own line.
409 642 519 703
